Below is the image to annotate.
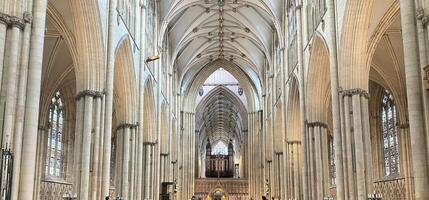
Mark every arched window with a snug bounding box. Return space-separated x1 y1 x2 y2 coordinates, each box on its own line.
328 135 336 185
212 141 228 155
46 91 65 178
380 90 399 177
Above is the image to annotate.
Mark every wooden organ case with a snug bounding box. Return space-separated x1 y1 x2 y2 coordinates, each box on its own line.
205 140 235 178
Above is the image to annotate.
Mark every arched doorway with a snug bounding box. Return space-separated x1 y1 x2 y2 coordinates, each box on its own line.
209 187 228 200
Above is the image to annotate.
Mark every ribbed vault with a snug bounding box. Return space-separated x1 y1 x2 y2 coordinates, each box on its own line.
160 0 283 97
196 86 247 152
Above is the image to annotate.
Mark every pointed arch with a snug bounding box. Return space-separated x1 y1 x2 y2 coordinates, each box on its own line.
143 78 156 142
306 34 330 122
113 37 138 123
286 76 301 141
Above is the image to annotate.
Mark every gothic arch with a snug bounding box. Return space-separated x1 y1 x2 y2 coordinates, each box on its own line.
339 0 374 89
196 86 247 151
160 101 169 154
113 37 138 123
286 76 301 141
182 59 261 112
143 78 156 142
306 34 330 123
69 0 105 91
273 101 284 152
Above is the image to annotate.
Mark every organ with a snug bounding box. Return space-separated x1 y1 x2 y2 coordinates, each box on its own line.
205 140 235 178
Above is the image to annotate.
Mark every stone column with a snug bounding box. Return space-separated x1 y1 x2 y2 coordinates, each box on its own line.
287 141 302 200
116 129 123 194
91 96 102 200
2 23 22 148
73 97 84 194
80 93 95 200
102 0 117 197
307 122 330 199
11 12 32 200
399 0 429 199
326 0 345 198
119 124 131 199
129 126 136 200
18 0 48 198
295 2 308 199
97 96 106 199
340 89 373 200
144 142 154 200
0 13 8 92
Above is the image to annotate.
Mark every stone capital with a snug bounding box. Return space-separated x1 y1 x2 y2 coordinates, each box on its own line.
342 88 370 99
75 89 104 100
0 12 8 25
116 123 138 131
0 12 26 29
9 16 25 29
38 125 46 131
398 123 409 129
307 121 328 128
23 12 33 24
424 65 429 85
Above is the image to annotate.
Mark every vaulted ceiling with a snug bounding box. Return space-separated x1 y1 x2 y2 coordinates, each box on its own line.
160 0 284 89
196 86 247 151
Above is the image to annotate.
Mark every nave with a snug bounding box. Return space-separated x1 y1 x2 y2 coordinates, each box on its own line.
0 0 428 200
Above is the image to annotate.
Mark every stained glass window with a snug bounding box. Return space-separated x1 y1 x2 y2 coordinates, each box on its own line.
380 90 399 177
328 135 336 185
212 141 228 155
46 91 65 178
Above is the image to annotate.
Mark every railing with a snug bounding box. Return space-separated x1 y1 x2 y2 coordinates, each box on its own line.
39 180 72 200
0 148 13 200
194 178 248 199
373 177 406 199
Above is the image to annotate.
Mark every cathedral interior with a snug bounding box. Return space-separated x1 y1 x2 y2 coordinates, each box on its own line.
0 0 429 199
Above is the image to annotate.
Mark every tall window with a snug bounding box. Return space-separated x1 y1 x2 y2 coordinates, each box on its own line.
212 141 228 155
380 90 399 177
328 135 336 185
46 91 65 178
287 0 298 72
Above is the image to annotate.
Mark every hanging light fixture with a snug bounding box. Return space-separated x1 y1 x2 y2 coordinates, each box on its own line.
145 47 161 63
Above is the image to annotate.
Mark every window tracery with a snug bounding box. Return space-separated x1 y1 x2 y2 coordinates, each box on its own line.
380 90 400 177
212 141 228 155
45 91 65 178
328 135 336 185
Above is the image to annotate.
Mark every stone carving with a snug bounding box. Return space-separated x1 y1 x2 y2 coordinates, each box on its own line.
75 89 104 100
194 178 249 199
373 178 407 200
0 12 26 29
39 180 72 200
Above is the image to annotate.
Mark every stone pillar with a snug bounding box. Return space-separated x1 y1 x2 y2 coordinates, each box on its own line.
144 142 155 200
80 93 95 199
286 141 302 200
11 12 32 200
2 25 21 148
116 128 124 194
340 89 373 199
129 126 136 200
91 96 103 200
326 0 345 198
73 97 84 194
118 124 131 199
18 0 48 198
399 0 429 199
398 123 414 200
102 0 117 197
295 2 308 199
97 96 106 199
306 122 330 199
0 13 8 93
